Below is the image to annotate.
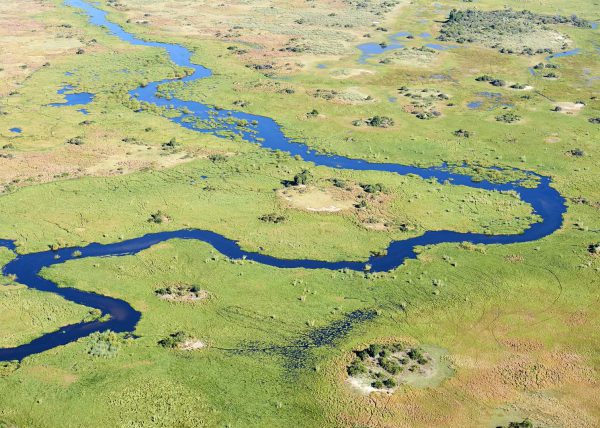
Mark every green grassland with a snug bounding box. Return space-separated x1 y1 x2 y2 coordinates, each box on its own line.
0 222 596 426
0 154 537 258
0 0 598 426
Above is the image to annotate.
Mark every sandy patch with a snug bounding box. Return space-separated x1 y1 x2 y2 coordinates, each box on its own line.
346 375 380 394
554 102 585 115
178 339 206 351
159 290 210 303
331 68 375 79
278 185 356 212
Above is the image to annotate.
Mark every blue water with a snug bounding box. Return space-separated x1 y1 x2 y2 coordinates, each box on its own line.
528 67 536 76
356 31 415 63
467 101 483 109
357 32 456 62
390 31 411 40
316 63 327 69
77 108 89 115
49 85 94 107
9 128 22 133
546 48 581 61
357 41 404 63
424 43 457 51
0 0 567 361
479 92 502 98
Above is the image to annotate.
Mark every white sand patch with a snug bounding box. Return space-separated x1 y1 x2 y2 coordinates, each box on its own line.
554 102 585 114
178 340 206 351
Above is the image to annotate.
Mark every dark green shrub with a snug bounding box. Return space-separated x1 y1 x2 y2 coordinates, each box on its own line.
259 213 286 223
366 115 394 128
496 112 521 123
366 344 383 357
382 377 397 388
371 379 384 389
158 331 191 348
347 359 367 376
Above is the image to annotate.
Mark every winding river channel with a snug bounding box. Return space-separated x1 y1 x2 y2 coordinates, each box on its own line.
0 0 566 361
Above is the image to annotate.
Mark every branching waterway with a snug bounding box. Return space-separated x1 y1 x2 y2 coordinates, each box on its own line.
0 0 566 361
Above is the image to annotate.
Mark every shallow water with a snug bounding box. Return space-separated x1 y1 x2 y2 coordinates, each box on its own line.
49 85 94 107
9 128 21 133
0 0 567 361
546 48 581 60
357 41 404 63
424 43 457 51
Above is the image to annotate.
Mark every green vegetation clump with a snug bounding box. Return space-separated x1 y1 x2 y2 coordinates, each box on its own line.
453 129 471 138
161 137 180 150
498 419 535 428
398 86 447 119
259 213 286 224
360 183 386 193
65 136 84 145
496 112 521 123
155 283 206 300
288 169 312 186
353 116 395 128
346 359 367 376
347 343 433 390
158 331 192 349
439 9 590 54
88 331 125 358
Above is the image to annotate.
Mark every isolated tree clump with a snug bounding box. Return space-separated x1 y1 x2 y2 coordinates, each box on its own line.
366 115 394 127
66 136 84 145
496 112 521 123
158 331 192 348
290 169 312 186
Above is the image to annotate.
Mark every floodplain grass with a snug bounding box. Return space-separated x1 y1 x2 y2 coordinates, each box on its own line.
0 0 597 426
0 154 537 258
0 222 595 427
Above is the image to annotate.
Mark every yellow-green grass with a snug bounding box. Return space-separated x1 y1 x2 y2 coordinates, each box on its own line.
0 154 536 258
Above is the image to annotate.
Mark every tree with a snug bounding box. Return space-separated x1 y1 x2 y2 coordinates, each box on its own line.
292 169 311 186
